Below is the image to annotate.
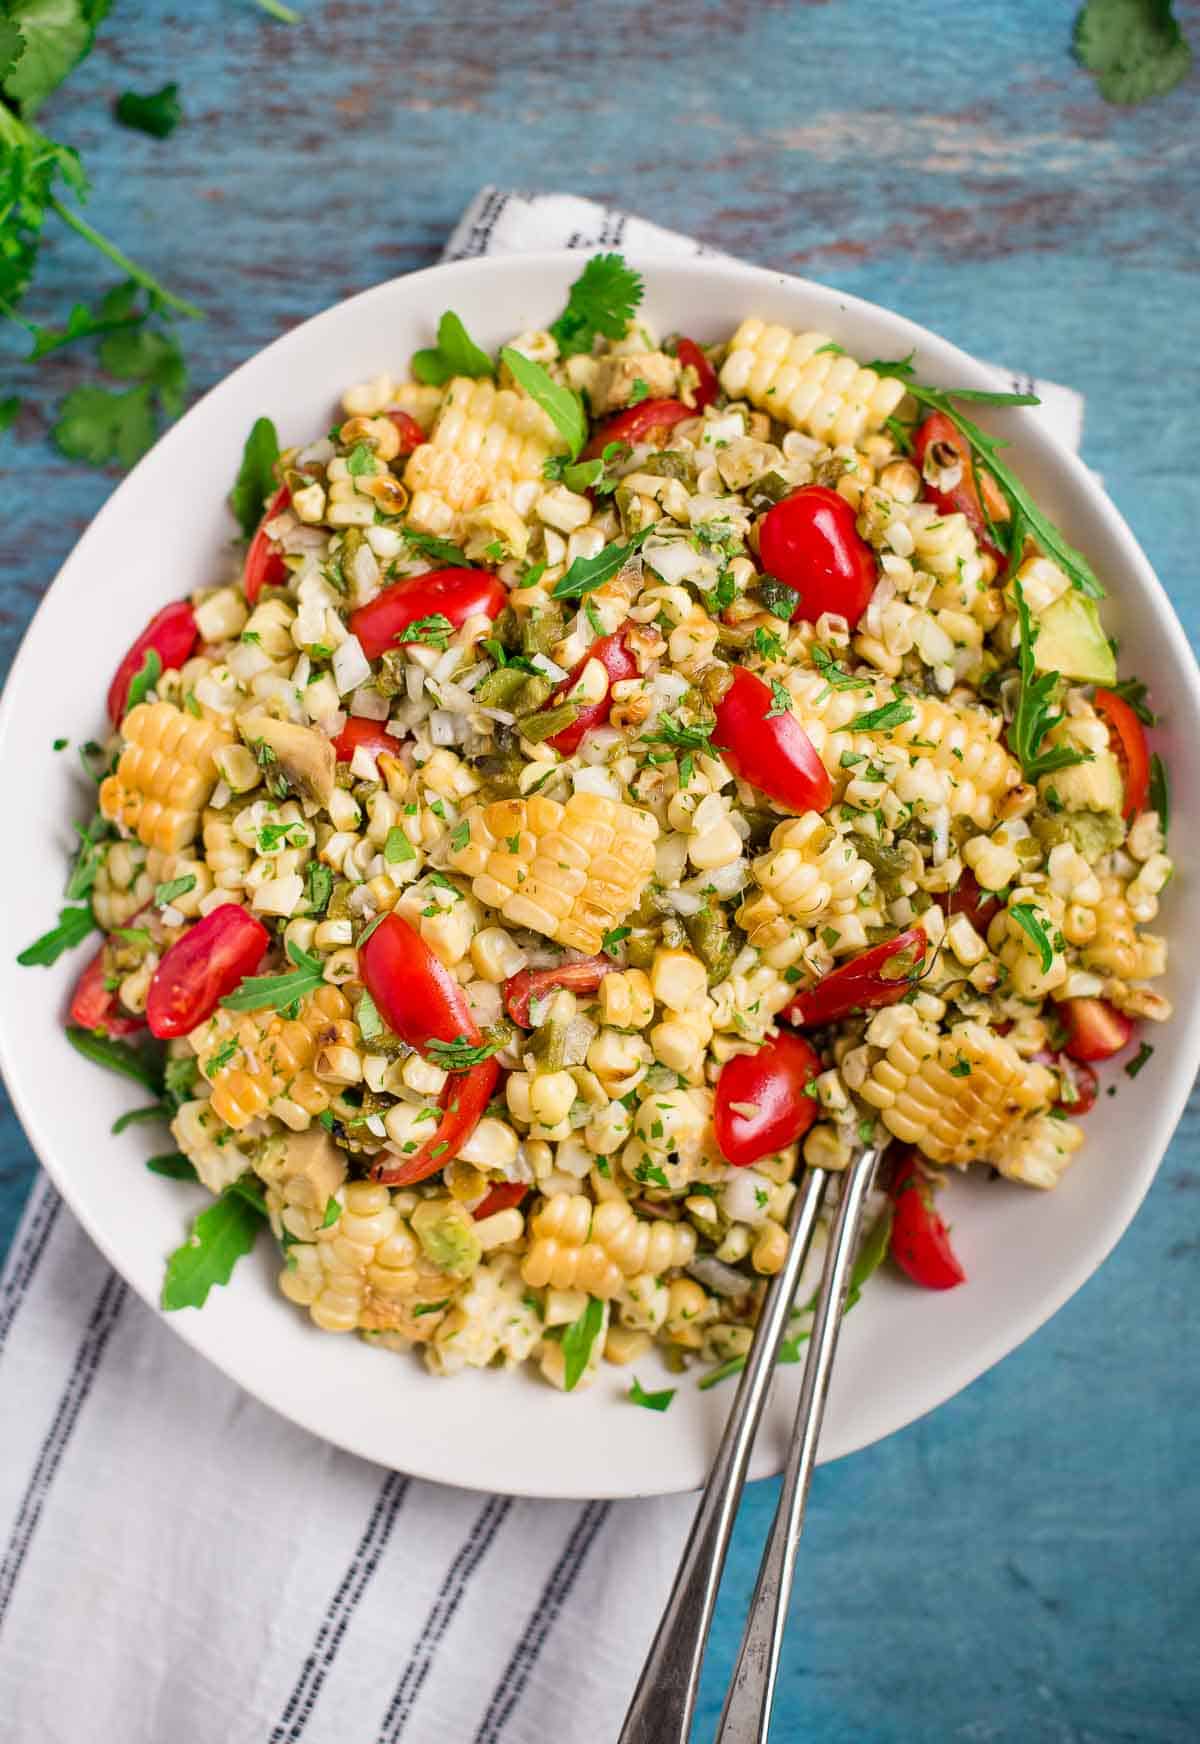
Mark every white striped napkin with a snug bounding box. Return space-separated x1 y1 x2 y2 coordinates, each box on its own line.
0 188 1086 1744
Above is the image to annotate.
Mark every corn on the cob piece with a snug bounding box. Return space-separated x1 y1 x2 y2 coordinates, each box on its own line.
520 1192 696 1298
403 375 563 533
859 1016 1054 1167
448 791 658 954
787 668 1020 828
992 1112 1085 1191
99 701 233 853
719 318 907 446
188 983 357 1132
279 1180 453 1335
739 813 872 948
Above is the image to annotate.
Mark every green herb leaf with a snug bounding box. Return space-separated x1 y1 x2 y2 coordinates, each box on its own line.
146 1151 198 1181
161 1188 265 1311
52 382 157 469
18 903 96 966
0 394 19 431
811 645 873 692
560 1295 605 1391
399 528 472 567
66 1026 161 1091
154 874 196 908
411 311 495 386
1074 0 1192 105
1124 1040 1154 1077
65 812 108 900
641 711 714 753
765 678 792 719
1105 676 1156 725
398 613 455 650
551 529 647 599
304 861 333 914
548 253 644 358
851 697 916 733
3 0 92 113
601 926 631 953
220 939 326 1013
628 1376 676 1412
98 324 188 415
425 1034 505 1071
230 416 280 539
759 575 802 619
1009 901 1055 973
111 1104 168 1134
115 81 181 138
384 826 416 864
356 989 383 1041
1149 752 1169 834
501 347 587 459
1008 582 1091 780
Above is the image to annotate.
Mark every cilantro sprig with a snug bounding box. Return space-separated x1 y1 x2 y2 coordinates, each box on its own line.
1074 0 1192 104
548 253 644 358
114 82 182 139
425 1033 505 1072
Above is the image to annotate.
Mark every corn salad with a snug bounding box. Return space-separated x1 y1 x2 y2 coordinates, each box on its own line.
49 258 1173 1396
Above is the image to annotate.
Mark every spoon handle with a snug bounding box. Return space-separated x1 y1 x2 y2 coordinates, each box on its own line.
616 1167 830 1744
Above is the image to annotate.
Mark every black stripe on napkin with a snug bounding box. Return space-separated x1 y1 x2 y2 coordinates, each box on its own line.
0 1268 126 1630
269 1470 409 1744
473 1499 611 1743
0 1181 63 1355
376 1493 512 1742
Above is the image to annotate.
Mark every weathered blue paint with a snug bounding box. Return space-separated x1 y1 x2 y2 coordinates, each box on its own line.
1 2 1197 1738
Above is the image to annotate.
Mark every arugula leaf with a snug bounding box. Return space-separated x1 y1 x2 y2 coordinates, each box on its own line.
1074 0 1192 104
1009 902 1055 973
66 1026 162 1091
1008 582 1091 781
18 904 95 965
851 697 915 733
220 939 326 1013
2 0 92 114
548 253 644 358
628 1376 676 1413
542 453 609 494
1149 752 1169 834
500 347 586 458
411 311 495 386
0 394 19 431
868 357 1103 598
124 646 161 711
399 528 472 567
551 528 648 599
154 874 196 908
560 1296 604 1391
115 81 181 139
52 382 156 468
111 1104 168 1134
1105 675 1156 725
230 416 280 539
146 1151 198 1181
65 812 108 900
161 1188 265 1311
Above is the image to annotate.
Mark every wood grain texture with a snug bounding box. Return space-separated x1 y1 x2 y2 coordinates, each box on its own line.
1 2 1197 1738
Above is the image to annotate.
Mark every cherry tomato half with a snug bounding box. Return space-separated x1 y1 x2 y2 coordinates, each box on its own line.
889 1151 967 1290
504 957 616 1027
713 666 832 814
244 485 291 604
386 409 428 454
1058 997 1134 1063
936 869 1001 935
146 906 271 1039
675 338 719 410
331 716 401 765
107 601 199 727
757 485 877 630
1094 688 1150 818
371 1057 499 1188
472 1181 529 1221
68 946 144 1037
912 412 1008 569
785 929 927 1028
713 1031 822 1166
349 568 507 661
1048 1053 1099 1117
360 912 480 1050
541 631 638 756
582 399 693 461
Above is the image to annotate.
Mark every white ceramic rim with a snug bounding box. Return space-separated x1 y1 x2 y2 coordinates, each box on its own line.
1 250 1197 1499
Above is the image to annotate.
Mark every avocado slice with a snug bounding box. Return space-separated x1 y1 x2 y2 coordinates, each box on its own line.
1032 592 1117 685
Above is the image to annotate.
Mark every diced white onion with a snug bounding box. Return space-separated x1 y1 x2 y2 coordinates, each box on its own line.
530 653 567 682
349 746 380 782
429 710 460 746
644 538 701 586
405 666 425 703
350 685 390 721
572 765 621 800
228 641 272 682
332 634 371 695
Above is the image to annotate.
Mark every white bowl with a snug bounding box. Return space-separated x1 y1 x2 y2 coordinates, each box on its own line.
1 252 1197 1500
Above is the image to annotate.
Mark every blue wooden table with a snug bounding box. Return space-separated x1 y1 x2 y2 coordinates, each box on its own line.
2 3 1198 1738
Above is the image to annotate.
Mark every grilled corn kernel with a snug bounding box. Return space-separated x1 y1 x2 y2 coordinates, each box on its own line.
404 376 562 532
520 1192 696 1299
719 318 906 447
100 702 232 853
188 983 356 1132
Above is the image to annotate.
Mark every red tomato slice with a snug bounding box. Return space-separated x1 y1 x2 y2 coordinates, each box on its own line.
244 485 291 604
1047 1053 1099 1116
1094 688 1150 818
349 568 507 661
146 906 271 1039
1058 997 1134 1063
68 946 144 1037
675 338 719 410
360 912 480 1049
889 1151 966 1290
541 631 638 756
371 1058 499 1187
386 409 428 454
504 957 616 1027
785 929 927 1028
912 413 1007 569
473 1181 529 1220
936 869 1001 935
107 601 199 726
713 666 832 814
757 485 877 629
581 399 693 461
713 1032 821 1166
331 716 400 765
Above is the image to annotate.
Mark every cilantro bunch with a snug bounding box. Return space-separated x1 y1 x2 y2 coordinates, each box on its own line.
1074 0 1192 103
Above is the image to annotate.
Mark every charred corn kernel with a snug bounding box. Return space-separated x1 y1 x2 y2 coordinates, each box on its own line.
1009 552 1070 615
993 1112 1085 1191
520 1192 696 1298
663 1277 714 1348
448 791 658 955
470 926 527 983
860 1018 1054 1167
188 983 355 1132
742 813 871 945
650 1009 713 1079
214 743 263 795
584 1101 633 1156
719 318 906 447
1126 853 1172 923
649 948 708 1013
632 1086 708 1156
963 832 1021 893
404 376 562 532
803 1123 853 1171
598 969 654 1030
100 702 232 853
751 1220 789 1275
1082 876 1140 977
